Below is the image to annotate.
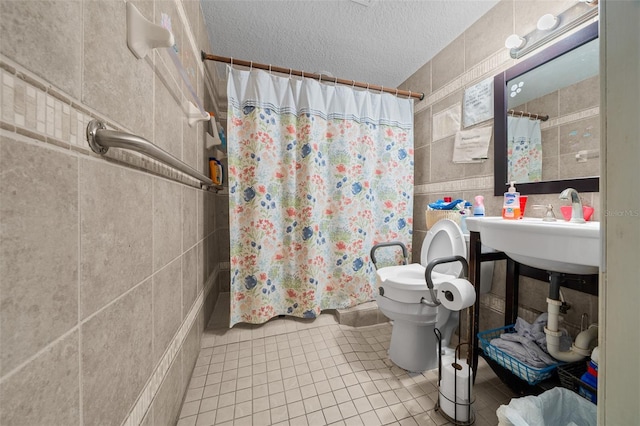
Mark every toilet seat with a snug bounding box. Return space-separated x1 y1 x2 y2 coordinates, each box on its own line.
421 219 466 277
376 219 467 304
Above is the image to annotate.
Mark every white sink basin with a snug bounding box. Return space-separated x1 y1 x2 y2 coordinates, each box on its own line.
466 216 600 275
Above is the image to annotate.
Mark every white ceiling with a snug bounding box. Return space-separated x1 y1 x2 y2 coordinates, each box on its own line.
200 0 500 89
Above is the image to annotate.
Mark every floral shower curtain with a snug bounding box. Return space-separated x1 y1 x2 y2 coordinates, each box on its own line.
507 116 542 183
227 67 414 326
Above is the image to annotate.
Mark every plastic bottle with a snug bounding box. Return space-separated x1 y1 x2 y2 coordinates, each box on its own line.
209 157 218 184
216 159 224 185
502 181 521 220
473 195 485 216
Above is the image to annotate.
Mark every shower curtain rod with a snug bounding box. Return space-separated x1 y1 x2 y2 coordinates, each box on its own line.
201 52 425 101
508 109 549 121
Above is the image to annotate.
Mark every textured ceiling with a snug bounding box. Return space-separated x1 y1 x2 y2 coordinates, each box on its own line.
200 0 499 89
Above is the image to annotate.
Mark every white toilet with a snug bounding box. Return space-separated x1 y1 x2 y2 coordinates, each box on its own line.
375 219 494 373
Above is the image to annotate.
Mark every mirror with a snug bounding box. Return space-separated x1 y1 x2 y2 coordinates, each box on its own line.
494 22 599 195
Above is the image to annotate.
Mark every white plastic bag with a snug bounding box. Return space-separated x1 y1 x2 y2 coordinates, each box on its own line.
496 387 596 426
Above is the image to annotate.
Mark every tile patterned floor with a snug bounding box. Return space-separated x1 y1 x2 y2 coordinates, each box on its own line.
177 299 516 426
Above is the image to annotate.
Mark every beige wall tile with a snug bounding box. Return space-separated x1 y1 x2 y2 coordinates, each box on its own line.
541 127 559 159
217 228 230 264
465 0 513 70
414 145 430 186
514 1 576 36
430 137 464 183
559 153 598 180
152 353 184 426
526 91 559 119
0 332 79 425
183 245 198 318
197 241 206 293
156 0 187 93
414 107 431 149
203 190 215 237
154 73 184 160
541 155 560 181
559 75 600 115
80 159 152 318
183 117 199 170
197 190 205 239
182 319 202 392
0 137 78 374
398 61 431 100
82 280 153 426
154 178 183 271
153 258 183 361
183 186 198 250
432 34 465 92
0 0 82 98
559 116 600 155
215 192 229 231
82 0 154 140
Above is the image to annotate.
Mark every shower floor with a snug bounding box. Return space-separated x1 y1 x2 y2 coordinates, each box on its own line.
176 294 514 425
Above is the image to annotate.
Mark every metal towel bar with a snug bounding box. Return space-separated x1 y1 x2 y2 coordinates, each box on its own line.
86 119 214 188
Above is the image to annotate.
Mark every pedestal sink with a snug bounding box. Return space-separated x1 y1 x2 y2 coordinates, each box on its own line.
465 217 600 274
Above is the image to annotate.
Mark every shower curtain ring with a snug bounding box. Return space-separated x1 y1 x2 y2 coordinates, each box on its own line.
268 64 272 74
250 61 253 70
408 90 412 99
319 73 322 83
289 68 293 78
230 57 233 67
352 80 355 88
380 85 384 94
395 89 399 96
301 71 305 79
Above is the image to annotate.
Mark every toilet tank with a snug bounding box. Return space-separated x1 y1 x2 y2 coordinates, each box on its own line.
464 235 495 295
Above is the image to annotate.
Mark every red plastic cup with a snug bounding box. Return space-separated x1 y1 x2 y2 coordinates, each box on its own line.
519 196 528 218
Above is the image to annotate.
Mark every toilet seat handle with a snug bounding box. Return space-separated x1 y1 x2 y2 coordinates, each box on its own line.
425 254 469 286
370 241 408 270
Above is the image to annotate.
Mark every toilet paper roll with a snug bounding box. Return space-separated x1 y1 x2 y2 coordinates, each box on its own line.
437 278 476 311
439 358 473 421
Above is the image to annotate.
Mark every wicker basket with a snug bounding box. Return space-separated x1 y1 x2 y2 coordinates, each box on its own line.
426 210 462 230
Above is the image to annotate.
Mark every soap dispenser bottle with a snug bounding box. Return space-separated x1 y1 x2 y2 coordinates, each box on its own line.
502 181 521 220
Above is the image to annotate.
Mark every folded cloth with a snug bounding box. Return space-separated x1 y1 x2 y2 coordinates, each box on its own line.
500 333 557 366
514 314 572 353
490 337 551 369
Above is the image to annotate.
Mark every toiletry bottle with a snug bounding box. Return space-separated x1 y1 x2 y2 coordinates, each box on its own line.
502 181 521 220
209 157 218 184
473 195 485 216
216 159 224 185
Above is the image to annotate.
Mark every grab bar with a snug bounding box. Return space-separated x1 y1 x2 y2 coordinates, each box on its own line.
86 120 214 188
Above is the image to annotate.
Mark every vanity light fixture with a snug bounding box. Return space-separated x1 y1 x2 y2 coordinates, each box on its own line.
505 34 527 50
505 1 598 59
537 14 560 31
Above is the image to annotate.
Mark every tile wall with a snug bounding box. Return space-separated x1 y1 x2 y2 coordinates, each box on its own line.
398 0 599 337
0 0 229 425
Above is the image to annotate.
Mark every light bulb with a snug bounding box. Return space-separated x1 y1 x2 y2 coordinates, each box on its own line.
537 14 559 31
505 34 526 50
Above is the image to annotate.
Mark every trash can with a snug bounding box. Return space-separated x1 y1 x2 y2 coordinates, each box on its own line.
496 387 596 426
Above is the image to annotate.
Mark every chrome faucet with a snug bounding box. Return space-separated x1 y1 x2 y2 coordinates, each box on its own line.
559 188 585 223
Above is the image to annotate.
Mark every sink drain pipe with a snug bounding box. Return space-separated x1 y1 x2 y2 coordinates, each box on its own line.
544 273 598 362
